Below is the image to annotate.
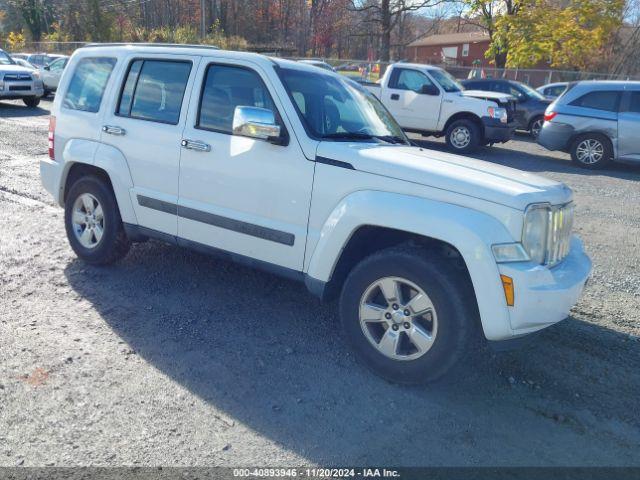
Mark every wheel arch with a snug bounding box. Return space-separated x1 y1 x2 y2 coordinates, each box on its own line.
442 112 484 138
304 191 516 340
568 130 616 158
60 140 137 225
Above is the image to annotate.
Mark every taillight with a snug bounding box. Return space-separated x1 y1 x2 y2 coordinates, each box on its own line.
544 111 557 122
48 116 56 160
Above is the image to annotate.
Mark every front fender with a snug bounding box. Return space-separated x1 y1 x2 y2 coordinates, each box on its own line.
305 191 516 340
60 139 137 225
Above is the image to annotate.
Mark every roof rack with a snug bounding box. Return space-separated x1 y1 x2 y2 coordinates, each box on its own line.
81 42 220 50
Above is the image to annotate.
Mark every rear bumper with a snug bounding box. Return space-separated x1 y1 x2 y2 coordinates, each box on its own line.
40 157 64 206
497 236 591 338
537 121 573 151
482 117 517 143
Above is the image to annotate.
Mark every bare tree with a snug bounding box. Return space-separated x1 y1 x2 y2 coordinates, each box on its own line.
348 0 446 62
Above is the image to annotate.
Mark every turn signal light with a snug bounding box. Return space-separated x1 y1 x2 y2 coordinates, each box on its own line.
544 111 557 122
500 274 515 306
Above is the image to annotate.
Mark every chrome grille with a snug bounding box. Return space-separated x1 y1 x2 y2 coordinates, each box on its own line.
3 73 32 82
546 203 574 266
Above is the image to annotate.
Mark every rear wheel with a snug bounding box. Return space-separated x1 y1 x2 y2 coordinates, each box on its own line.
23 97 40 108
570 133 612 169
445 119 480 153
64 175 130 264
339 245 477 384
529 116 544 138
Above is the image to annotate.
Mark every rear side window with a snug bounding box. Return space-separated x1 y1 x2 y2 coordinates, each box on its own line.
63 57 116 113
197 64 277 133
569 91 620 112
117 59 192 125
624 91 640 113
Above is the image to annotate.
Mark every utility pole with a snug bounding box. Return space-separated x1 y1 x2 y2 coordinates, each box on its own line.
200 0 206 39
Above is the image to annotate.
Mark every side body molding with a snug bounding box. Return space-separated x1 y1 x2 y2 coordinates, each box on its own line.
305 191 516 340
61 139 138 225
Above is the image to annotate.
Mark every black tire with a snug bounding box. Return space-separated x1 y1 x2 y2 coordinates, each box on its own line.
570 133 613 170
64 175 130 265
23 97 40 108
43 89 51 98
445 119 480 153
339 245 478 384
529 115 544 139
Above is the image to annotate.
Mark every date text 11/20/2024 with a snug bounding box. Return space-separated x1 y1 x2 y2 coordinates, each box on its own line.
232 468 401 478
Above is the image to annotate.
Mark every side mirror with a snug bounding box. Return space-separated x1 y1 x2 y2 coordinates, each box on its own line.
232 106 283 144
420 84 439 96
43 64 50 71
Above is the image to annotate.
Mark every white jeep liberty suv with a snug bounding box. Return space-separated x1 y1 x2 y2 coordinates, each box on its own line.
41 44 592 383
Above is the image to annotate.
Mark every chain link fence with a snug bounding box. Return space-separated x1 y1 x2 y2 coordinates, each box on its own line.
2 44 636 88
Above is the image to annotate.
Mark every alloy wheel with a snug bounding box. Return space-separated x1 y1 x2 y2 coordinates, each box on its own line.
71 193 105 249
359 276 438 361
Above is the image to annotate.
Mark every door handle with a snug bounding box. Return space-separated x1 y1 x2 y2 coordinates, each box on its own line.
102 125 126 136
181 139 211 152
390 94 400 100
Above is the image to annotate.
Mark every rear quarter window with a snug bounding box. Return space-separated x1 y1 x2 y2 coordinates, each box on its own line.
63 57 117 113
569 90 621 112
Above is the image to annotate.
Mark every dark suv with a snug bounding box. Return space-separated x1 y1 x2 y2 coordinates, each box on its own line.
462 78 552 138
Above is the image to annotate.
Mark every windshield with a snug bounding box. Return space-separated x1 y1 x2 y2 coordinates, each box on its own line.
278 67 408 144
519 82 546 100
429 68 462 93
0 51 15 66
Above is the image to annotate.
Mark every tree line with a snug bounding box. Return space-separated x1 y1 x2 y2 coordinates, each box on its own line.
1 0 638 76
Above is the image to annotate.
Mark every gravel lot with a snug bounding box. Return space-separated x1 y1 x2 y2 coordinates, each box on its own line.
1 98 639 467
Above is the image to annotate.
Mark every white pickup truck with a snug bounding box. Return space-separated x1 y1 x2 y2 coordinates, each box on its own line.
41 44 591 384
363 63 516 152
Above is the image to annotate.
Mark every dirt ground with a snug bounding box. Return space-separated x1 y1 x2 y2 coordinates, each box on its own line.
1 98 639 467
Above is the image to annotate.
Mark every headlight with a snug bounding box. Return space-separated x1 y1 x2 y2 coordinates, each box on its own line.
31 70 40 79
488 106 508 124
492 243 530 263
521 202 574 266
522 204 549 264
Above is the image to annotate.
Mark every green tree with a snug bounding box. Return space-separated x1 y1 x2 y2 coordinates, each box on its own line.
491 0 624 68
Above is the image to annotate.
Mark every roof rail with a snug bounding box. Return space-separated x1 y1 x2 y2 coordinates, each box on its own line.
81 42 220 51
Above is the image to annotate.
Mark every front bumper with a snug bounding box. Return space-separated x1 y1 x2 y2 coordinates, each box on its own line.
0 82 44 99
482 117 517 143
497 235 591 337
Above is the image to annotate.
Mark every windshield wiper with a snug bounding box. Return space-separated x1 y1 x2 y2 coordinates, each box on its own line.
372 135 408 145
321 132 407 145
320 132 376 141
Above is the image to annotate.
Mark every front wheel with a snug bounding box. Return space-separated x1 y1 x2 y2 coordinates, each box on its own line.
445 119 480 153
23 97 40 108
339 245 477 384
64 175 131 264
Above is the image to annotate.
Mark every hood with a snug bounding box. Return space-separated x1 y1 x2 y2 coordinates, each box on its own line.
316 142 572 211
461 90 515 102
0 64 34 75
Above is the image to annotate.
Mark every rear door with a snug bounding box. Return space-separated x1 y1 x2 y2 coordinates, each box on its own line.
383 67 441 131
100 53 200 236
618 89 640 161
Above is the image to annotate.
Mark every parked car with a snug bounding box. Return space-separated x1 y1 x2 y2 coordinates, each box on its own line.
11 52 66 69
41 55 69 96
0 48 44 107
538 81 640 169
537 82 569 100
41 44 591 384
462 78 552 138
364 63 516 152
298 59 335 71
13 58 38 70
